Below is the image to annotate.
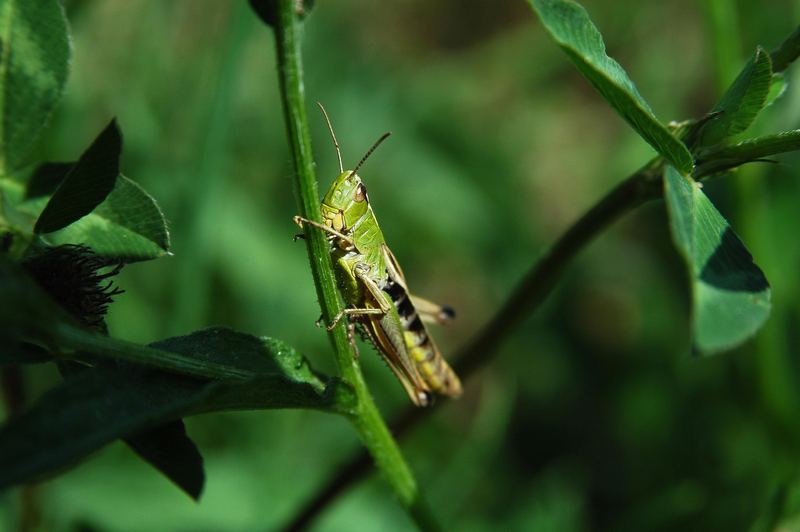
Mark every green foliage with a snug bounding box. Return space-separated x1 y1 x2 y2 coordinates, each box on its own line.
0 0 69 174
696 129 800 176
663 166 770 353
0 326 344 494
34 120 121 234
2 0 800 530
700 48 773 146
528 0 694 174
42 174 170 262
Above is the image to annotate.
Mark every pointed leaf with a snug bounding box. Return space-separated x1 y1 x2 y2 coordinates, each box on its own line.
700 48 773 146
24 162 73 199
663 165 770 353
528 0 693 174
125 421 205 501
34 120 122 234
42 174 170 262
0 0 70 174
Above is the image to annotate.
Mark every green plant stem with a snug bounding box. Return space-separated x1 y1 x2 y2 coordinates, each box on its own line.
269 1 439 528
285 164 664 530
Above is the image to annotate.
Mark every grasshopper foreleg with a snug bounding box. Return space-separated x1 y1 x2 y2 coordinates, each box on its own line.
293 215 355 249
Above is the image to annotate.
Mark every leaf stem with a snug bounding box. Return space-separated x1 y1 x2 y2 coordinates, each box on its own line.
267 0 439 528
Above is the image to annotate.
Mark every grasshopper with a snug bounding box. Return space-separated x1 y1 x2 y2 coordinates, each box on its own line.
294 104 462 407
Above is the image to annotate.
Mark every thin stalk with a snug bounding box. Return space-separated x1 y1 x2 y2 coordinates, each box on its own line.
285 164 663 530
268 0 439 528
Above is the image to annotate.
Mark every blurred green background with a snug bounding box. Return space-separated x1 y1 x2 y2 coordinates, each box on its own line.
3 0 800 530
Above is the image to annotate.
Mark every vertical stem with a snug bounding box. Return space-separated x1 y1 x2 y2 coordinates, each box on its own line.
268 1 439 528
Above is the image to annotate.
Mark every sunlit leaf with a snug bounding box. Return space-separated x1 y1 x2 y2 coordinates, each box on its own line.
42 174 170 262
528 0 693 174
0 0 70 174
663 165 770 353
700 48 772 146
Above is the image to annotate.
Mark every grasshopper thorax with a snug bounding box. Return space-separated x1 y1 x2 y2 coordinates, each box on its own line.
321 170 369 232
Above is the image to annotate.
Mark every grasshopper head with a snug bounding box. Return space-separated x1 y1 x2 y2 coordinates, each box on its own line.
321 170 369 232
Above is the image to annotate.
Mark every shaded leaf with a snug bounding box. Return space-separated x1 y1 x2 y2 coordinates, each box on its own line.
700 48 772 146
24 162 73 199
0 365 212 492
42 174 170 262
695 129 800 177
34 120 122 234
0 0 70 174
57 359 205 500
125 421 205 501
0 256 78 345
0 339 51 366
663 165 770 353
149 327 327 393
0 327 350 493
528 0 693 174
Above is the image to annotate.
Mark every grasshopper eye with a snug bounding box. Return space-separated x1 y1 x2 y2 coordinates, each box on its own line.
354 183 367 203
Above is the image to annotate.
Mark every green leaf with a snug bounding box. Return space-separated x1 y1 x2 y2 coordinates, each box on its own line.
0 365 211 492
0 255 77 344
149 327 327 393
0 0 70 174
57 359 206 500
124 421 205 501
695 129 800 177
764 73 787 108
700 48 772 146
34 120 122 234
528 0 693 174
663 165 770 354
24 161 72 198
42 174 171 262
0 326 351 492
0 340 50 365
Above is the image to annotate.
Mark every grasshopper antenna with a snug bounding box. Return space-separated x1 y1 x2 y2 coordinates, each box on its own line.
352 132 391 176
317 102 344 173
